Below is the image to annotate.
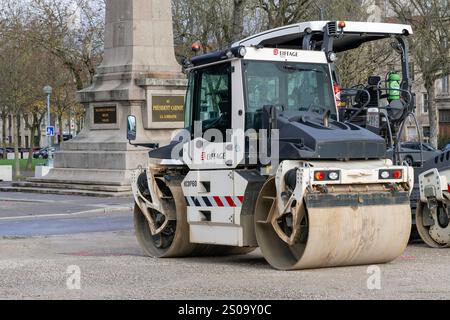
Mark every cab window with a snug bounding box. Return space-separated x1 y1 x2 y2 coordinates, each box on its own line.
190 63 232 136
244 60 335 131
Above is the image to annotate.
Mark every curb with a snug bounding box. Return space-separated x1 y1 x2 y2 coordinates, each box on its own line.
0 206 133 221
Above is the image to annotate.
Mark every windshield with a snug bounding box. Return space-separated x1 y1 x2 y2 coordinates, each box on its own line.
243 60 335 130
423 143 436 151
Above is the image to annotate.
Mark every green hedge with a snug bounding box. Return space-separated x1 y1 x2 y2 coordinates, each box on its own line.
0 159 47 171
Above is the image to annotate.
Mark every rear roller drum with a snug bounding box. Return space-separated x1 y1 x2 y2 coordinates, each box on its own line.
135 203 254 257
134 178 196 258
255 177 412 270
134 173 254 258
416 201 450 248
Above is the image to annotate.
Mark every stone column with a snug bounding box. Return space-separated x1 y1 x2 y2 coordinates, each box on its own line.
35 0 187 191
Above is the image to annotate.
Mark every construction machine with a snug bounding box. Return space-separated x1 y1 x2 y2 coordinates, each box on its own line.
416 156 450 248
127 21 415 270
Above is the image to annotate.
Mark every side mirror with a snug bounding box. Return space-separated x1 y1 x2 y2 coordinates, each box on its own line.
127 115 137 141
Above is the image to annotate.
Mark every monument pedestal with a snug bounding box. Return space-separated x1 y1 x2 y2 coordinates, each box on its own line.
36 77 187 189
3 0 187 196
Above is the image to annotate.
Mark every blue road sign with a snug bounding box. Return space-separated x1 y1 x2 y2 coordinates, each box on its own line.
46 126 55 137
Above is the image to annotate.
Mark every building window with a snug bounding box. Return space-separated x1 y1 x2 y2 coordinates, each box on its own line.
422 93 429 113
423 126 430 138
440 110 450 122
443 75 449 93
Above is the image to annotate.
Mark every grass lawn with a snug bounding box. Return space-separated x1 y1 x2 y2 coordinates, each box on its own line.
0 159 47 171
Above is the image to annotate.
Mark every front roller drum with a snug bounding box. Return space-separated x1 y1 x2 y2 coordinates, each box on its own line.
416 201 450 248
255 178 412 270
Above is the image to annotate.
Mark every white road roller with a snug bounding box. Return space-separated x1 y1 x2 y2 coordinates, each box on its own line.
416 158 450 248
127 21 415 270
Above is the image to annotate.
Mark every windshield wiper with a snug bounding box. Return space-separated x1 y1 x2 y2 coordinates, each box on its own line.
282 65 324 73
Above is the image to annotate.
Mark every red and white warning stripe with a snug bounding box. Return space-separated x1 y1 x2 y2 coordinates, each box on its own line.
185 196 245 208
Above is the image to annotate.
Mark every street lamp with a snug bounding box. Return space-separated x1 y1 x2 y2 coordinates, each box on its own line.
43 85 53 167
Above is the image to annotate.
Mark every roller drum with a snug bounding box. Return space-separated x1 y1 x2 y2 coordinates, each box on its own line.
255 178 412 270
416 201 450 248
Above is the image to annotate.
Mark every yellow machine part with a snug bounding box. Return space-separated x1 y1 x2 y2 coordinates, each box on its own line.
255 178 412 270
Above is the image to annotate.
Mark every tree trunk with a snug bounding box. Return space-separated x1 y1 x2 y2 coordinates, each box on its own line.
58 114 63 145
12 113 20 179
37 126 42 146
26 125 36 171
427 82 439 148
36 116 43 147
232 0 245 42
1 113 6 159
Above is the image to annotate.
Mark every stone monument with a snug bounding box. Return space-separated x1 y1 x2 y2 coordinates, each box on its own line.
18 0 187 195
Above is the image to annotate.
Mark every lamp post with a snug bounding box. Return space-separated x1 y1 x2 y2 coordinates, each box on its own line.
43 85 53 167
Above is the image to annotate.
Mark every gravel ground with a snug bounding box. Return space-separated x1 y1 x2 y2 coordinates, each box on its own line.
1 230 449 300
1 192 449 300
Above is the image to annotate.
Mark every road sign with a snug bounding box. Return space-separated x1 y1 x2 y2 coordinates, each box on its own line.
46 126 55 137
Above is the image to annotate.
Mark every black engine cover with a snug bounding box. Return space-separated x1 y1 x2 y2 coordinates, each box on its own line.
263 108 386 161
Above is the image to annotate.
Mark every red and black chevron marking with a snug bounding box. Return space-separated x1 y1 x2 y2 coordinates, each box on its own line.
185 196 245 207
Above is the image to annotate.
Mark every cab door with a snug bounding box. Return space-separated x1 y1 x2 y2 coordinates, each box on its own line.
183 60 245 170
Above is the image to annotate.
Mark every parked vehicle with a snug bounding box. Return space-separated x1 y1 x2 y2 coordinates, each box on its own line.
0 147 14 159
62 134 73 141
387 142 440 166
399 142 440 166
33 147 56 159
442 144 450 152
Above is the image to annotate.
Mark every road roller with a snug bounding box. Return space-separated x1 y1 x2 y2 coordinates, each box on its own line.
416 160 450 248
127 21 415 270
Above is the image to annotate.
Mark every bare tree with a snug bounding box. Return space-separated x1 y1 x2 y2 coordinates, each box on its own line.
390 0 450 148
25 0 105 90
232 0 246 41
256 0 312 29
0 6 37 177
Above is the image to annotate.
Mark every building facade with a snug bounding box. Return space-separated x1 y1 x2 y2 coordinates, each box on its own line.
0 114 77 149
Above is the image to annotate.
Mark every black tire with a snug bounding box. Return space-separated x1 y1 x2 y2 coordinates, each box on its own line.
134 183 196 258
134 179 254 258
135 204 255 258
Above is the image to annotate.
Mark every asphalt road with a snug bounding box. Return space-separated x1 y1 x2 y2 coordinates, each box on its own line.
1 192 450 300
